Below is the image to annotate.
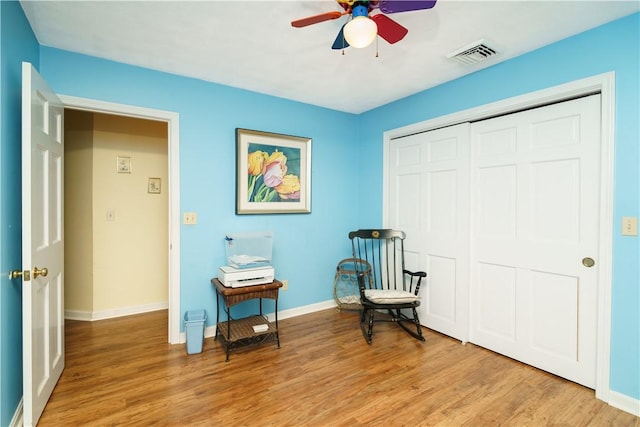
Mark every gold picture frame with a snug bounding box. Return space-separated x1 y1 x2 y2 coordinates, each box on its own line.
148 177 161 194
117 156 131 173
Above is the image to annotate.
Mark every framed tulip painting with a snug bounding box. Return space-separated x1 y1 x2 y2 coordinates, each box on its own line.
236 128 312 214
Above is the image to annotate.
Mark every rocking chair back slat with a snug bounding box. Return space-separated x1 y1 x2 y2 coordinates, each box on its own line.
349 229 406 292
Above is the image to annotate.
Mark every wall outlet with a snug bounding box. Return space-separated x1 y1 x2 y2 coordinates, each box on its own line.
183 212 197 225
281 279 288 291
622 216 638 236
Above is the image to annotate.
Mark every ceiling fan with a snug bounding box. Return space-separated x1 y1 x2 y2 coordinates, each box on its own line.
291 0 437 50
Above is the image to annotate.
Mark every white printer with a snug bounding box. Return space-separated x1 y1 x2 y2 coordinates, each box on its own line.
217 231 275 288
218 265 275 288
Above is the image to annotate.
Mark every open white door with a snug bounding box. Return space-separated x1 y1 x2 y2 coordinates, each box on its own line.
21 62 65 426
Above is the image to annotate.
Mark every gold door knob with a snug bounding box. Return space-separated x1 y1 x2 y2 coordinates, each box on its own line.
582 257 595 268
33 266 48 278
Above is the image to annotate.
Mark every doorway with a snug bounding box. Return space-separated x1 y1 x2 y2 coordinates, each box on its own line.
60 95 181 344
64 110 169 321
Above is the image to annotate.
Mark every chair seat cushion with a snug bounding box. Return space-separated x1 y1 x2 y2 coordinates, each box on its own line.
364 289 420 304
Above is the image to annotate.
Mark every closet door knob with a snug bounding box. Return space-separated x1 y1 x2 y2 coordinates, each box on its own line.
582 257 595 268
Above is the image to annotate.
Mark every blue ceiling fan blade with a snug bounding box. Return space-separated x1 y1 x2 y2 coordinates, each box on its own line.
331 25 350 50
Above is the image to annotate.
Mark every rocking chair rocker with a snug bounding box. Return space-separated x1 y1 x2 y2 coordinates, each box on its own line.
349 229 427 344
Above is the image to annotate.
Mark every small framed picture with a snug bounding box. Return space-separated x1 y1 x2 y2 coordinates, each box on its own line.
117 156 131 173
148 178 161 194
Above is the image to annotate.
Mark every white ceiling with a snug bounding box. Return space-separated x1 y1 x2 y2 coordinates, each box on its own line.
20 0 639 114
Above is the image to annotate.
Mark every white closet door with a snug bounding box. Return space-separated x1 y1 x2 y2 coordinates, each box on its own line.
388 123 470 342
469 95 601 388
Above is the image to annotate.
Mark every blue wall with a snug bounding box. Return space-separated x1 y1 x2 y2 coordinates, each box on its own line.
38 48 360 316
357 14 640 400
1 2 638 423
0 1 39 425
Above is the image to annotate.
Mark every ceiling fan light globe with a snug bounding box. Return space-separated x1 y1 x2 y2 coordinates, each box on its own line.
343 16 377 48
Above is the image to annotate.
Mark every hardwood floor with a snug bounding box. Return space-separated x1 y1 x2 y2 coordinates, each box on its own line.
39 309 638 426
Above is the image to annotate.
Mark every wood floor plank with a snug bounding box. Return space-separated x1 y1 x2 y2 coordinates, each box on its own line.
37 309 639 426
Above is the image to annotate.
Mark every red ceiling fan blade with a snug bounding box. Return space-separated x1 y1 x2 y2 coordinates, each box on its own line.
291 11 346 28
371 14 408 44
377 0 437 14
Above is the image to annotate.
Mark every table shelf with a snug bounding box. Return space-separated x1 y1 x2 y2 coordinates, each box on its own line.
217 315 277 342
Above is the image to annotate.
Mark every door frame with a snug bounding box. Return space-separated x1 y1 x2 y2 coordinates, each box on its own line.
383 72 615 402
59 94 181 344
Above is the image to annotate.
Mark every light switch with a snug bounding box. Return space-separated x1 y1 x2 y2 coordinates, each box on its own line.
622 216 638 236
183 212 197 225
106 210 115 222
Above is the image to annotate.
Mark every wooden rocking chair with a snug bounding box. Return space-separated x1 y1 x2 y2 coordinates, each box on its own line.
349 229 427 344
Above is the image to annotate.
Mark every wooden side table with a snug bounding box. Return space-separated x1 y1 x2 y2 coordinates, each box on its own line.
211 278 282 361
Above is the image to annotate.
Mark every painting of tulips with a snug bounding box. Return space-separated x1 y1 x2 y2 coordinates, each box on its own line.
236 128 311 214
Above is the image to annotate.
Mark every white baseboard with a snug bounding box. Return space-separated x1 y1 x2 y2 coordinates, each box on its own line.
10 398 22 427
178 299 338 343
65 302 169 321
277 299 338 321
608 389 640 417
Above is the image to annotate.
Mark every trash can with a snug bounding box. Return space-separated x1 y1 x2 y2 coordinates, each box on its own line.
184 309 207 354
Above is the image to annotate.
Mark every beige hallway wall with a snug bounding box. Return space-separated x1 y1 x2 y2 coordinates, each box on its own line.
65 111 168 318
65 110 94 312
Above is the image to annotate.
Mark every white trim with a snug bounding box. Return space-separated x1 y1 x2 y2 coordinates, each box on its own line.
64 302 169 321
275 299 338 321
9 398 23 427
608 389 640 417
383 72 615 403
58 95 181 344
594 74 615 403
383 74 611 141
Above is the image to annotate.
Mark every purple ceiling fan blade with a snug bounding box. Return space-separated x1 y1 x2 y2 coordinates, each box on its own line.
378 0 437 14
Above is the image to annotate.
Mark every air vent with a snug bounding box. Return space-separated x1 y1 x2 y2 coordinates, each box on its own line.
447 39 498 65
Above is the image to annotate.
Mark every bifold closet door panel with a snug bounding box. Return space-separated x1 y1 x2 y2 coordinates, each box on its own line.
388 122 471 342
